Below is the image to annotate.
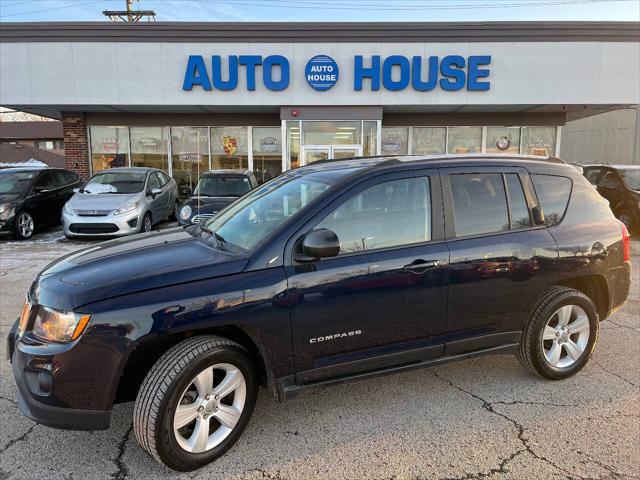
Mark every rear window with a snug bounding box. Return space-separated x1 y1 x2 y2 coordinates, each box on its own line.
531 174 572 227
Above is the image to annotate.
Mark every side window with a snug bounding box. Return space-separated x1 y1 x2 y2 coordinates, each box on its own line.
158 172 170 186
598 171 622 190
583 168 601 185
317 176 431 255
33 172 57 191
52 171 70 187
505 174 532 229
148 173 161 191
450 173 509 237
531 174 572 227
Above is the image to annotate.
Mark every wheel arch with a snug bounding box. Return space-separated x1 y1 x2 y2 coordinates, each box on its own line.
113 325 272 406
554 274 609 321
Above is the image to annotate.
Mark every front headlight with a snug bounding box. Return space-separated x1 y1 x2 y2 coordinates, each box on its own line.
113 201 140 216
180 205 192 220
32 306 91 343
63 202 74 215
0 202 13 217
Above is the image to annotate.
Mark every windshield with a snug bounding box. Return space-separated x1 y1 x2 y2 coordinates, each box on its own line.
82 172 146 194
0 171 36 194
194 176 252 197
619 168 640 190
199 168 359 252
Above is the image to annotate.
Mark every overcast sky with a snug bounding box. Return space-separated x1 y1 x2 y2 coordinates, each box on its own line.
0 0 639 22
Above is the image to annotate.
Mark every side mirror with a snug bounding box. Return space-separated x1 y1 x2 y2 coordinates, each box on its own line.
150 188 162 197
296 228 340 262
532 205 545 226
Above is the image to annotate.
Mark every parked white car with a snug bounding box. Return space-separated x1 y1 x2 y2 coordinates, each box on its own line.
62 167 179 238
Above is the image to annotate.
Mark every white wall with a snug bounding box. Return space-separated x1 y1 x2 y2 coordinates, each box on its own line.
1 41 639 107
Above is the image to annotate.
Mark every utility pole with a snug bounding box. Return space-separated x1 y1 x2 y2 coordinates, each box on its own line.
103 0 156 22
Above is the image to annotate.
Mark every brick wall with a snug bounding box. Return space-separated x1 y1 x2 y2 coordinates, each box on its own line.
62 113 90 179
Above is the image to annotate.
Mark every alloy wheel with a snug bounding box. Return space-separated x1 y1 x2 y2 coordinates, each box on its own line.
541 304 590 368
173 363 246 454
17 212 34 238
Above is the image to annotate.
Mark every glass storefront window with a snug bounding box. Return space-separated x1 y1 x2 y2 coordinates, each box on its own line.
130 126 169 171
447 127 482 154
89 126 129 173
363 121 378 156
171 127 209 200
211 127 249 170
412 127 446 155
381 127 409 155
486 127 521 154
521 127 557 156
302 121 362 145
287 121 300 170
252 127 282 184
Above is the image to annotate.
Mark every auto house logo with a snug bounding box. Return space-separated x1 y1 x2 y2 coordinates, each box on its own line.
139 137 161 149
260 136 280 152
382 137 402 153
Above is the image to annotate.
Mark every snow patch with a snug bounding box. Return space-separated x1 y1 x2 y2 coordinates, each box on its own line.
0 159 48 168
83 183 118 194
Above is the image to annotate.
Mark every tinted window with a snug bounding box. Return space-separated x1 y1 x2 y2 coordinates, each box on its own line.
531 174 572 227
33 172 56 191
317 177 431 254
598 171 622 190
58 172 78 185
583 168 601 185
505 174 532 229
194 176 252 197
619 168 640 190
160 172 171 186
0 171 36 194
450 174 509 237
148 173 161 190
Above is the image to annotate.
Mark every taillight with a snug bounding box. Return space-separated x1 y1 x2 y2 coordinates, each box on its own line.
621 222 631 262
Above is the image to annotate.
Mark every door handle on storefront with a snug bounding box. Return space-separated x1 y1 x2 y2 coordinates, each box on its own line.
402 259 440 273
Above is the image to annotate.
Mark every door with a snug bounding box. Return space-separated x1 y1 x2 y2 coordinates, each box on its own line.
596 169 625 213
286 170 449 384
442 167 558 354
302 145 363 165
28 172 60 225
146 172 166 221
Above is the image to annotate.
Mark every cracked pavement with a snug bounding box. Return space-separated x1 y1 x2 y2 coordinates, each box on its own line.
1 227 638 480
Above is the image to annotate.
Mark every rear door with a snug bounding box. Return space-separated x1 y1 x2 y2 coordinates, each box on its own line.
442 166 558 354
147 172 166 221
286 169 449 383
28 171 59 225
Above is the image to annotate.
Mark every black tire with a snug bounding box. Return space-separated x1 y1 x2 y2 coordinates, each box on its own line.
169 201 180 221
133 336 258 472
141 212 152 233
517 286 599 380
616 208 635 233
12 210 35 240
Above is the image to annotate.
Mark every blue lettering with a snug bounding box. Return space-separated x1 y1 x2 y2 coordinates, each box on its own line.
263 55 289 91
439 55 466 91
211 55 238 91
354 55 380 91
183 55 211 91
412 56 438 92
467 55 491 91
239 55 263 91
382 55 410 91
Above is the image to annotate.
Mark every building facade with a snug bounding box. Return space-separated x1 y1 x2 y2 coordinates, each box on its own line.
0 121 64 156
0 21 638 197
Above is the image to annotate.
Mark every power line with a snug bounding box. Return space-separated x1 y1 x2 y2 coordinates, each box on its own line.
0 0 101 18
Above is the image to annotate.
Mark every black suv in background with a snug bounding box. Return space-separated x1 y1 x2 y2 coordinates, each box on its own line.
8 155 631 471
583 164 640 233
178 169 258 225
0 167 82 239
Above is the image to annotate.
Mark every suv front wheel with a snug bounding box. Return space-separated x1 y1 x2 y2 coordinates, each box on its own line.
133 336 258 471
517 287 599 380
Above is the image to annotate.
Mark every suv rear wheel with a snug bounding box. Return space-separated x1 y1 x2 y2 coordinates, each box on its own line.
133 336 258 471
517 287 599 380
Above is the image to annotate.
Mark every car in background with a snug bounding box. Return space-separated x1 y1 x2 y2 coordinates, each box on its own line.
178 170 257 226
62 167 179 238
582 164 640 233
0 167 81 240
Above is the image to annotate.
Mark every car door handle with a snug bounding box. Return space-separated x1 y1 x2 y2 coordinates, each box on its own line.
402 259 441 273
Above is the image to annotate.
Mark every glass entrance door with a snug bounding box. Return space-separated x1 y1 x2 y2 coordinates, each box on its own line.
302 145 362 165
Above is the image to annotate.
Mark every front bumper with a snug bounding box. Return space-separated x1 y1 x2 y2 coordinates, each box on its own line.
7 320 112 431
62 210 142 237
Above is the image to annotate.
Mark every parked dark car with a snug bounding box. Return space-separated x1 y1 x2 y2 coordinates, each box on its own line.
178 169 257 226
8 155 631 471
582 164 640 233
0 167 82 239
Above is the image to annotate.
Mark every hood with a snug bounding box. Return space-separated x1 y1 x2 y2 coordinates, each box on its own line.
32 228 248 311
185 196 237 213
68 192 142 211
0 193 22 204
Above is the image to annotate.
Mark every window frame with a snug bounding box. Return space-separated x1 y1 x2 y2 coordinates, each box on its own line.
285 168 444 265
441 166 544 241
530 173 573 228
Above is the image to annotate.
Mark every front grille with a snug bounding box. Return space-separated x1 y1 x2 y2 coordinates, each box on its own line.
192 214 216 224
69 223 119 234
73 209 112 217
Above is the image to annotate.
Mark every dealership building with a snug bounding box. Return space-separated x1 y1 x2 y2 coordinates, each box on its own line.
1 21 638 195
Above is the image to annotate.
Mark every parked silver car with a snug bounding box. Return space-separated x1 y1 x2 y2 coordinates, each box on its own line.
62 167 179 238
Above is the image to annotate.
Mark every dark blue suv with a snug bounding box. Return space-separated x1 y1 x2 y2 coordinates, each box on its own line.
8 155 631 471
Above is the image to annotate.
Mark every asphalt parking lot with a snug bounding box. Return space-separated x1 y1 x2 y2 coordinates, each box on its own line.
0 228 638 480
